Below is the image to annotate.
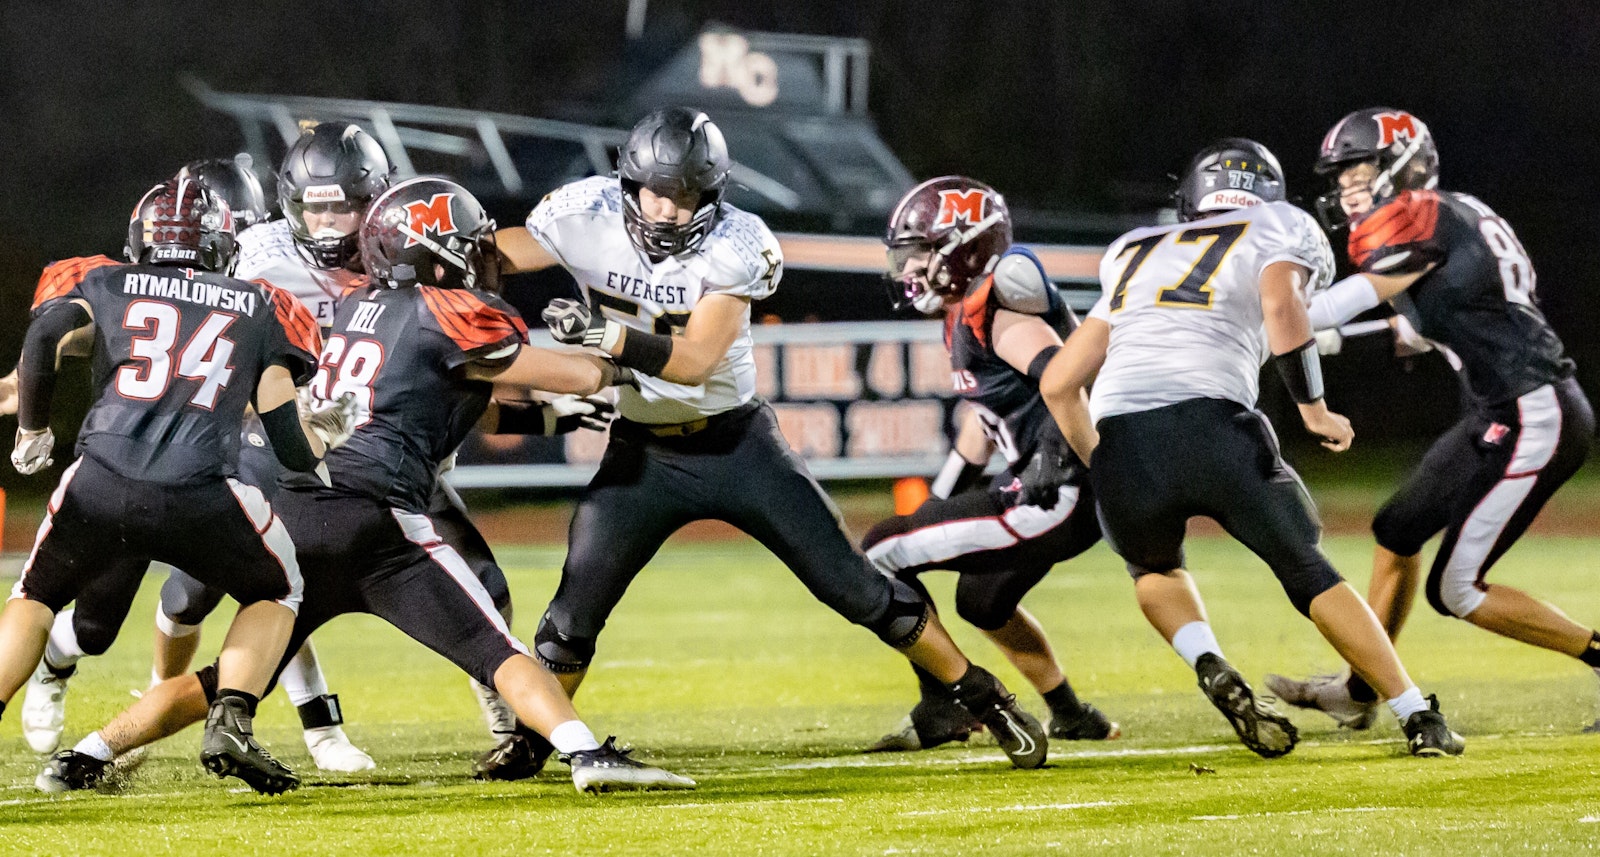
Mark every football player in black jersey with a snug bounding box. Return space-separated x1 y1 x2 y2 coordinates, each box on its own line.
35 179 692 795
1267 108 1598 729
1 177 348 793
862 176 1117 753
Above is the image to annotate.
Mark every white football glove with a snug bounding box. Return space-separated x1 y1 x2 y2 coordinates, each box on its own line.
300 390 360 451
1390 314 1433 356
1314 328 1344 356
12 427 54 475
545 394 617 434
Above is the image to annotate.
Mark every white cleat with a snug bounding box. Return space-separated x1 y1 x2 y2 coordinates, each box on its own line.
304 725 376 772
567 738 696 793
1264 672 1380 730
21 660 73 755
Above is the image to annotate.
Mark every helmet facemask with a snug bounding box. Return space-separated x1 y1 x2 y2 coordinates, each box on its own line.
620 179 723 260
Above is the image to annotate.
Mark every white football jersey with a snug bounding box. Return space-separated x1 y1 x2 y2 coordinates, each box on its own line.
526 176 784 424
234 220 362 328
1088 201 1334 422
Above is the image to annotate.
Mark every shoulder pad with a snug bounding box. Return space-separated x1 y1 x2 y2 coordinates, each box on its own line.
33 255 119 311
702 207 783 300
418 286 529 359
526 176 619 231
1349 191 1441 272
990 246 1051 315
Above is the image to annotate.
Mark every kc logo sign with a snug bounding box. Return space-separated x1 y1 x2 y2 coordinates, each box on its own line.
699 32 778 107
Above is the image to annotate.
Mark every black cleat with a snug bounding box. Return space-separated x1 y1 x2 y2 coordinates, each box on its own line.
950 665 1049 769
1049 702 1121 741
35 750 110 793
1194 653 1297 759
563 737 696 793
1403 694 1465 757
474 727 555 781
865 696 983 752
200 695 299 795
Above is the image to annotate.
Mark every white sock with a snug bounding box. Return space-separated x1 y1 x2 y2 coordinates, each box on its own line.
1386 686 1428 721
279 642 329 708
43 609 85 672
547 720 601 754
73 732 115 763
1170 621 1223 669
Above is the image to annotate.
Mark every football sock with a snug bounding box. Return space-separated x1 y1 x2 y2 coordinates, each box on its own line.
44 608 85 673
1386 686 1428 721
1171 621 1223 669
74 732 114 763
548 720 601 754
0 699 6 720
1041 680 1081 714
279 644 330 708
1577 631 1600 668
218 689 260 717
1345 673 1379 703
152 603 201 639
913 663 957 701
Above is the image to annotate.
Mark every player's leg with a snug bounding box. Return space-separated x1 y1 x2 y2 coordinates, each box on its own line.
428 480 519 743
151 570 226 681
374 508 693 792
1268 414 1476 721
1425 382 1597 657
718 405 1047 768
1212 408 1461 756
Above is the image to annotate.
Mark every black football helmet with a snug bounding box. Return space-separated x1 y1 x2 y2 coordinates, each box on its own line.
1174 138 1287 221
359 177 497 291
125 175 237 272
179 154 269 228
1314 107 1439 229
883 176 1012 313
616 107 732 259
278 123 395 269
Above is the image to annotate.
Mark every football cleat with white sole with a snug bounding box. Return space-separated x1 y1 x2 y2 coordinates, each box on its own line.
950 665 1049 769
1264 672 1379 730
35 750 109 793
564 738 696 793
474 727 555 781
201 696 299 795
304 725 375 772
21 660 74 754
1196 653 1297 759
1403 695 1465 757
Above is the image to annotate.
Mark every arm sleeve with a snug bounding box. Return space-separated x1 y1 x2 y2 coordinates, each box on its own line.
257 399 319 472
1348 191 1445 274
257 281 324 384
17 301 91 431
418 288 530 370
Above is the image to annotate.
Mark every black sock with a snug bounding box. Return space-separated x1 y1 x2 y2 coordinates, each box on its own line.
914 663 956 702
1578 631 1600 668
1345 674 1378 704
1041 680 1081 714
218 688 261 717
0 698 6 720
945 663 997 709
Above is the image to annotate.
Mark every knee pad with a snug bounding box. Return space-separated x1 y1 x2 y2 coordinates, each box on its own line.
159 573 226 627
1426 566 1487 619
1276 559 1343 617
953 577 1018 632
865 577 931 649
68 608 118 658
533 613 595 674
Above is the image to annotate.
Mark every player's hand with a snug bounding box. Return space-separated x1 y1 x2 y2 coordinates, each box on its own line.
1314 328 1343 356
1299 402 1353 452
1389 314 1432 357
300 390 359 451
0 369 18 417
11 426 54 475
603 362 640 389
547 394 617 433
542 298 596 345
1017 433 1077 509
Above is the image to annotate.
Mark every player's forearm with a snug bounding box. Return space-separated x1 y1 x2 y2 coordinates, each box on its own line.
483 346 611 396
17 302 91 431
493 227 560 275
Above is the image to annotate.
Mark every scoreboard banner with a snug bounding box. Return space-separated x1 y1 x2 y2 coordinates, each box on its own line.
447 320 968 488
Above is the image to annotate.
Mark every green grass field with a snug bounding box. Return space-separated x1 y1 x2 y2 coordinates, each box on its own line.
4 534 1600 855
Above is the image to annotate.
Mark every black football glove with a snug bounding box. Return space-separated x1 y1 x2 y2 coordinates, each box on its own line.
1017 430 1079 510
542 298 603 346
546 394 617 434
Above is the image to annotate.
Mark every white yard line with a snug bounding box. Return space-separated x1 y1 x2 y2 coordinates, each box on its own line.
646 796 846 810
901 801 1122 816
1192 806 1396 821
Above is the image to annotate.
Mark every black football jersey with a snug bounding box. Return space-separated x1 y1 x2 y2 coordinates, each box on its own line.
302 282 528 512
945 271 1078 471
30 256 321 483
1349 190 1573 406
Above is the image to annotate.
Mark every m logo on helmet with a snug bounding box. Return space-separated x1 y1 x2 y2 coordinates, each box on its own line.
401 193 458 247
1376 112 1421 148
934 189 988 228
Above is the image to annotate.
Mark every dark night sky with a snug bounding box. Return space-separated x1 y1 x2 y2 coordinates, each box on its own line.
2 1 1597 452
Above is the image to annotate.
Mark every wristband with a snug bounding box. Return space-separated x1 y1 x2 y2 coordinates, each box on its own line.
1274 338 1325 404
615 328 674 376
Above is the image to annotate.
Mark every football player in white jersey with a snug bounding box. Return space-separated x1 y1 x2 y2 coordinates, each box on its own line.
1040 139 1464 758
488 107 1052 774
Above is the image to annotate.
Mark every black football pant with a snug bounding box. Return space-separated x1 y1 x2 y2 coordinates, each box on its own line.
537 401 895 668
1091 397 1343 617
